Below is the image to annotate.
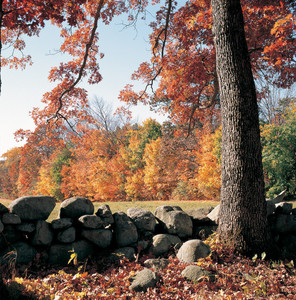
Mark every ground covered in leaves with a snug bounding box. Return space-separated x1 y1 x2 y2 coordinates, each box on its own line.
1 235 295 299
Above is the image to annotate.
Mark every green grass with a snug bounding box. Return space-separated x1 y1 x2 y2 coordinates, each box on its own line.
48 200 219 221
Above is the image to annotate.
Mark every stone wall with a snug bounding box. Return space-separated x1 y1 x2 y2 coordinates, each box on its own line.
0 195 295 267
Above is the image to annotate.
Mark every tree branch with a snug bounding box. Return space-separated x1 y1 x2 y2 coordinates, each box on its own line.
51 0 105 121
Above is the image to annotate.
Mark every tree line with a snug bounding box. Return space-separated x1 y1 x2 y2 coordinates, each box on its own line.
1 96 295 201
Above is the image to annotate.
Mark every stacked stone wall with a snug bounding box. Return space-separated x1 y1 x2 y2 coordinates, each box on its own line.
0 195 295 267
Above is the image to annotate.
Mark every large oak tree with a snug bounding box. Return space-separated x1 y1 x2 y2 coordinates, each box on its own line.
211 0 272 254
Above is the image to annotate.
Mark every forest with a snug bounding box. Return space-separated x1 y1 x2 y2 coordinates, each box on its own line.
0 95 296 202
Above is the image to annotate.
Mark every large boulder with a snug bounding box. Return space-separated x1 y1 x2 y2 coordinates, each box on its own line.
182 265 214 282
32 220 54 246
207 205 220 224
129 268 160 292
49 240 94 265
177 239 211 263
2 213 21 225
16 222 36 233
57 227 76 243
113 212 138 247
95 204 114 227
49 243 73 265
154 206 182 220
12 242 37 264
78 215 104 229
59 197 94 219
51 218 73 231
71 240 94 261
185 207 214 225
150 234 181 257
9 195 56 221
154 206 192 238
127 207 156 234
81 229 112 248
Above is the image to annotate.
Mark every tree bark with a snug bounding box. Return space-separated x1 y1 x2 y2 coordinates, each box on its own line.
211 0 272 254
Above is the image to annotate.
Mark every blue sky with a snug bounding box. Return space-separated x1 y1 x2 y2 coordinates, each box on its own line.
0 10 168 157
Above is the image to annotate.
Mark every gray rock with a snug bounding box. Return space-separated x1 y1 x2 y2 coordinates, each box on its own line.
51 218 73 231
182 265 214 282
9 195 56 221
154 206 182 220
177 239 211 263
129 268 160 292
2 213 21 225
12 242 37 264
49 243 73 265
155 206 192 238
57 227 76 243
275 202 293 215
0 220 4 233
150 234 181 257
16 223 36 233
274 214 296 233
110 247 136 261
207 205 220 224
59 197 94 219
113 212 138 247
32 220 54 246
78 215 104 229
127 207 156 233
185 207 214 225
72 240 94 261
81 229 112 248
144 258 170 270
95 204 114 227
49 240 94 265
0 203 9 214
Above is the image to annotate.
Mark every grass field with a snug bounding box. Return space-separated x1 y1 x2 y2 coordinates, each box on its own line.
0 198 219 222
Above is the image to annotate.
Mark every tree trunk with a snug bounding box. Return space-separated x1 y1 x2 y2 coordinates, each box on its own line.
211 0 272 254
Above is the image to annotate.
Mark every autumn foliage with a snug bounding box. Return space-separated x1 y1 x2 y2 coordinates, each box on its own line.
0 0 295 201
0 113 221 201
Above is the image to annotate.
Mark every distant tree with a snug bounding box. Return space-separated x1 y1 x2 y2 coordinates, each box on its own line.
261 102 296 198
0 147 21 198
